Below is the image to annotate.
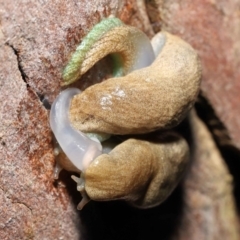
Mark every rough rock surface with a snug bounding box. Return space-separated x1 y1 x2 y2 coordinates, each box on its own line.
0 44 80 239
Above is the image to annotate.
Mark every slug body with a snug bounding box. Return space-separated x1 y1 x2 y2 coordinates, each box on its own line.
51 17 156 176
84 133 189 208
50 17 201 209
50 88 102 173
70 31 201 135
62 17 155 85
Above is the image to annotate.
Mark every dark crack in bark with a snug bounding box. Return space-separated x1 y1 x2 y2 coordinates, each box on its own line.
195 93 233 147
6 43 29 87
6 43 51 110
36 92 51 110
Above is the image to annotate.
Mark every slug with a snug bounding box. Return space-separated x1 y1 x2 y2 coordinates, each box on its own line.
50 17 156 178
69 30 201 135
82 133 189 209
62 17 155 85
50 17 201 209
49 88 102 176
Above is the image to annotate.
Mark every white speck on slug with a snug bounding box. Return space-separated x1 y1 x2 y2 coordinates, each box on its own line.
145 77 152 82
50 88 102 172
100 94 113 110
111 86 126 98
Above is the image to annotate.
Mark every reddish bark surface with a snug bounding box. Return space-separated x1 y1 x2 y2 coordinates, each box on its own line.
0 44 80 239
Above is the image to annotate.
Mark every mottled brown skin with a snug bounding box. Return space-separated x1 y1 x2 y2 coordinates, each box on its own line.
84 133 189 208
69 32 201 135
62 24 150 86
72 25 146 81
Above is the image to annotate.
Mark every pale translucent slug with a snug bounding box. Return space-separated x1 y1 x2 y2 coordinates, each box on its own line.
50 88 102 175
50 87 118 179
50 17 201 209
